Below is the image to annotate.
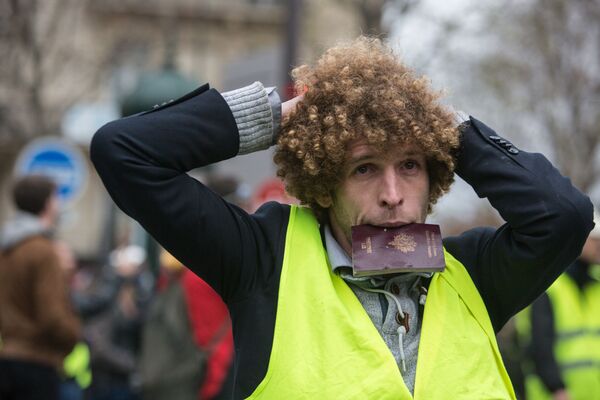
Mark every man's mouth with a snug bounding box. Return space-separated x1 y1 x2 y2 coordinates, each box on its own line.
369 221 412 228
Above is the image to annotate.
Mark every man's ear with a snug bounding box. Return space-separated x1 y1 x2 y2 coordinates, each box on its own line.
315 194 332 209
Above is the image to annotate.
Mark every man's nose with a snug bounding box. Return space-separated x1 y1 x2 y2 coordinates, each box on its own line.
378 169 404 209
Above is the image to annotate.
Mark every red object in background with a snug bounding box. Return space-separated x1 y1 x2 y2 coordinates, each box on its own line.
251 178 297 212
181 269 233 400
283 81 295 101
282 81 307 102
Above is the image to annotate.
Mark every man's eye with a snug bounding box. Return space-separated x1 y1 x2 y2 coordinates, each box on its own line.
404 160 417 170
355 165 371 175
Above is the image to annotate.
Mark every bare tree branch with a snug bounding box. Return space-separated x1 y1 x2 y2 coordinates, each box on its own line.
477 0 600 193
333 0 419 36
0 0 110 142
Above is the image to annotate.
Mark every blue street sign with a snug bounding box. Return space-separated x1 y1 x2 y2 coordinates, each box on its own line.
15 137 88 205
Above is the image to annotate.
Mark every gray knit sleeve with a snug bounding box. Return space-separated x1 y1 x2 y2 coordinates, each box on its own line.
221 82 276 155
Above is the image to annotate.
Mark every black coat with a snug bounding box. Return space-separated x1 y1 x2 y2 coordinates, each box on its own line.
91 84 593 399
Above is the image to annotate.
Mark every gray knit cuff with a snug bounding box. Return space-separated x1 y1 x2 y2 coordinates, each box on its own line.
221 82 273 155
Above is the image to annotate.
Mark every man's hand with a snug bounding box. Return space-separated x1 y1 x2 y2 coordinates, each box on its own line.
282 94 304 120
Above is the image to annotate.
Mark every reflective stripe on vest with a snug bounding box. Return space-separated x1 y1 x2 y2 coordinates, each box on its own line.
247 206 515 399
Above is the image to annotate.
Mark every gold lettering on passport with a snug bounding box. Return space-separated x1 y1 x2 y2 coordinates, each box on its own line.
426 230 432 258
387 233 417 253
361 237 372 254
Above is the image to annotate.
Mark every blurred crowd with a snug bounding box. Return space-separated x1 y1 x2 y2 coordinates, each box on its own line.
1 173 598 400
0 173 295 400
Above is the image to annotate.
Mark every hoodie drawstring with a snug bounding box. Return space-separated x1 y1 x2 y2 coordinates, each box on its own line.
362 280 429 374
397 326 407 372
363 287 409 373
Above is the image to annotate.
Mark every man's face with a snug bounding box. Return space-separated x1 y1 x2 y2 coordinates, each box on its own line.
327 139 430 255
42 193 60 228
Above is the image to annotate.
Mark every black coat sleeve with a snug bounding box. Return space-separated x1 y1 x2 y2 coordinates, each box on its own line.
530 293 566 393
443 117 593 332
90 85 286 303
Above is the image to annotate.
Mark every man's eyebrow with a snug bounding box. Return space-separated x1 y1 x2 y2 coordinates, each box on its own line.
348 154 376 165
402 150 423 157
348 149 423 164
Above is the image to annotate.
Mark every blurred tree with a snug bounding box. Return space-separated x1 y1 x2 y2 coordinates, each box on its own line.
0 0 109 144
335 0 419 36
478 0 600 193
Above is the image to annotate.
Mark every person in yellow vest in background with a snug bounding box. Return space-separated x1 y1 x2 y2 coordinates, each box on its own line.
53 240 92 400
91 37 594 399
520 211 600 400
62 342 92 400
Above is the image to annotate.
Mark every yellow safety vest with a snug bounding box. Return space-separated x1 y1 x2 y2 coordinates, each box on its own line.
63 342 92 389
522 273 600 400
247 206 515 399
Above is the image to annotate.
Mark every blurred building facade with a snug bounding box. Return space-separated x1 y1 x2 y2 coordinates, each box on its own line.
0 0 363 261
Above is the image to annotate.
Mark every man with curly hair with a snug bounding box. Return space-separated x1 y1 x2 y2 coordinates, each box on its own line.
91 38 593 399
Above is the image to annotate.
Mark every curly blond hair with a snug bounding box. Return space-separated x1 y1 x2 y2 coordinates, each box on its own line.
274 37 460 221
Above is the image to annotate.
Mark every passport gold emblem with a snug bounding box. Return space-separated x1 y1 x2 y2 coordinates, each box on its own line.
361 237 372 254
387 233 417 253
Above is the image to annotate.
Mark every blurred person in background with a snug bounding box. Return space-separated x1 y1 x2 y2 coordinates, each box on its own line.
91 38 593 398
250 178 297 213
518 211 600 400
0 175 81 400
139 249 203 400
85 244 153 400
140 249 233 400
54 240 93 400
182 260 233 400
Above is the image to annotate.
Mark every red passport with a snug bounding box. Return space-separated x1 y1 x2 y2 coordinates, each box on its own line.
351 223 445 277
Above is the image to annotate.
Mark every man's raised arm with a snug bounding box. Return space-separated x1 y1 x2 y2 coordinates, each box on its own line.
90 83 282 300
444 117 594 330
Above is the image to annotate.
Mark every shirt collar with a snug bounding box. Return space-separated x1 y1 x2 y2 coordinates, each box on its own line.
324 224 352 273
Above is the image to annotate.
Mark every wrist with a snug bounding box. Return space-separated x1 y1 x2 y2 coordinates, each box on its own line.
221 82 274 155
